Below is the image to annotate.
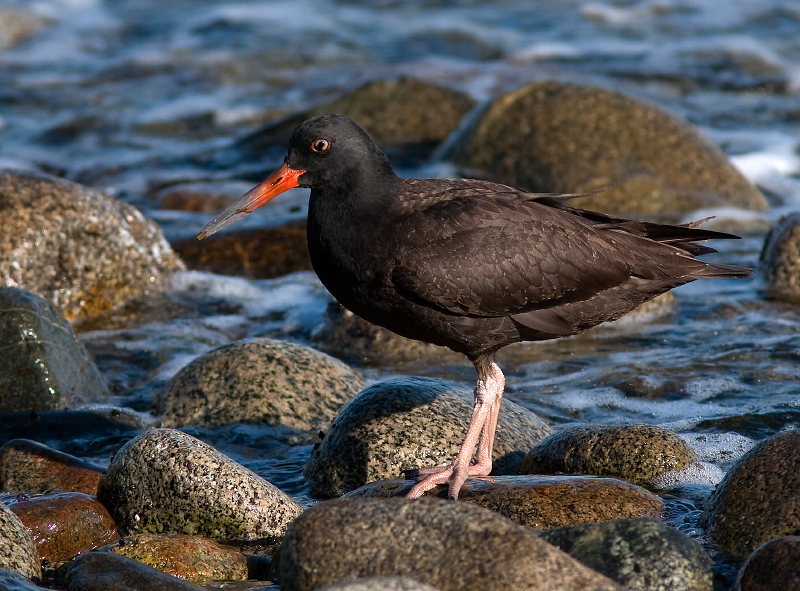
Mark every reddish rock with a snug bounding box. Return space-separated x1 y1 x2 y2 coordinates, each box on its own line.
6 492 118 564
0 439 104 495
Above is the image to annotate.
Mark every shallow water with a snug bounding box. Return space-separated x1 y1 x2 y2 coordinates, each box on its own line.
2 0 800 587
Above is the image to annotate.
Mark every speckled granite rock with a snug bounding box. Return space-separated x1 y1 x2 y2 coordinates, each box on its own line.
234 76 476 166
453 81 767 218
97 429 303 545
0 501 40 581
734 536 800 591
314 577 442 591
102 533 248 582
64 552 205 591
279 497 622 591
7 492 118 564
0 170 185 321
345 475 663 529
520 424 698 487
699 429 800 560
542 518 712 591
156 338 363 431
0 439 105 495
761 213 800 303
0 288 110 412
304 377 552 498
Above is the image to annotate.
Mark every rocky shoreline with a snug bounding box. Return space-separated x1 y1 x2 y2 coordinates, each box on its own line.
1 79 797 591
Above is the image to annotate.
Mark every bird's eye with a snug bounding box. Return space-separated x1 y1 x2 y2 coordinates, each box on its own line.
311 139 330 153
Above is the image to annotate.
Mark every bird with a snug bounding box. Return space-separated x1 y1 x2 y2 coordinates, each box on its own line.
198 114 751 500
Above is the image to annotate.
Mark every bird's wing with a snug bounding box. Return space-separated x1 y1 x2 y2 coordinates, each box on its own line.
390 181 637 319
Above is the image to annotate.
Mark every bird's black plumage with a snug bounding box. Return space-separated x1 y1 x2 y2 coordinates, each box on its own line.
199 113 751 499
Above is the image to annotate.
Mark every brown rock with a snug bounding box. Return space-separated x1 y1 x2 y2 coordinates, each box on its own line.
0 170 185 321
761 213 800 303
156 338 364 431
171 219 312 279
104 533 248 582
0 439 104 495
734 536 800 591
6 492 118 564
699 429 800 560
345 475 663 529
279 497 622 591
520 424 698 487
454 81 767 218
64 552 206 591
314 577 442 591
304 377 551 498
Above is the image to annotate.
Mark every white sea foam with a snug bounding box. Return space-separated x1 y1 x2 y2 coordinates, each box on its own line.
679 432 757 466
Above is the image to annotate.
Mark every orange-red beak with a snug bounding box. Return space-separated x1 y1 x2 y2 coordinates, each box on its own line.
197 163 305 239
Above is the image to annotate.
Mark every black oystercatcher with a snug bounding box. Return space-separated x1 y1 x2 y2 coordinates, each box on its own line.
198 114 751 500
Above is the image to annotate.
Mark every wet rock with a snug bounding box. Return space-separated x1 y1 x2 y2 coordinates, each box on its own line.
97 429 303 545
0 568 46 590
279 497 621 591
345 475 663 529
0 288 110 412
520 424 698 488
234 76 476 166
0 9 48 51
760 213 800 303
699 429 800 560
312 301 463 365
304 377 552 498
0 170 185 322
734 536 800 591
102 533 248 582
6 492 118 565
63 552 205 591
541 518 712 591
0 501 40 581
171 219 312 279
0 439 104 495
454 81 767 218
156 338 364 431
314 577 442 591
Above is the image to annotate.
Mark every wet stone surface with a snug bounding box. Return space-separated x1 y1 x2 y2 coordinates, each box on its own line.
5 492 118 565
0 439 105 495
156 337 364 432
304 377 552 498
760 213 800 304
0 171 185 322
0 287 110 412
279 497 622 591
97 428 303 546
699 429 800 560
520 424 698 488
453 81 767 219
733 536 800 591
541 518 712 591
63 552 206 591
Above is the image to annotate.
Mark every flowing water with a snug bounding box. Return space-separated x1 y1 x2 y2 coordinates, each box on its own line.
2 0 800 586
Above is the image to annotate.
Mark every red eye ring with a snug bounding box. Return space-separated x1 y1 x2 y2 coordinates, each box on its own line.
311 138 330 153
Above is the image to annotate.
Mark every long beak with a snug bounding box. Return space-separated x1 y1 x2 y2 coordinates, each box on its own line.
197 163 305 239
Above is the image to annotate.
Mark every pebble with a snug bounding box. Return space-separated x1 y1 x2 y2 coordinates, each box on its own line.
0 170 185 322
304 377 551 498
0 439 105 495
453 81 767 218
278 497 621 591
541 517 712 591
699 429 800 560
520 424 698 488
0 501 40 581
156 338 364 432
345 475 663 529
0 287 110 412
96 428 303 546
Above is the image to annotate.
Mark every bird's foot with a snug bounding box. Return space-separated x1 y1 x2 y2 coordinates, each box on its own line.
404 459 492 500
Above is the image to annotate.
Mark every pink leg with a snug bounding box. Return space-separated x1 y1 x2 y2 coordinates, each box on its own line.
406 355 505 500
